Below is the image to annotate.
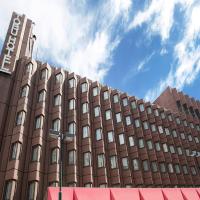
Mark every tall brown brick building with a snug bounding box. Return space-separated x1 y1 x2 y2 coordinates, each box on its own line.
0 12 200 200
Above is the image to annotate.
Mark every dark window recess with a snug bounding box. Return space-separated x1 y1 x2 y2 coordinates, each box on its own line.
189 107 195 118
183 104 189 115
176 101 182 112
195 109 200 119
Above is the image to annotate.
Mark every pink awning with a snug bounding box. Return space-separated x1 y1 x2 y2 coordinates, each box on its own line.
47 187 200 200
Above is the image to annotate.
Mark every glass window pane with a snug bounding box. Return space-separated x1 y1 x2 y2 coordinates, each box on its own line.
128 136 135 147
41 68 48 80
131 101 137 110
160 163 166 173
32 145 40 162
103 91 109 100
26 62 33 74
147 140 153 150
132 159 139 170
143 121 148 130
169 145 175 154
4 180 14 200
54 94 61 106
28 182 36 200
68 150 76 165
51 148 59 163
82 103 88 114
154 109 159 117
84 152 91 166
11 142 21 160
93 87 99 96
69 122 76 135
69 99 75 110
106 110 112 120
16 111 26 126
139 104 144 112
110 156 117 169
134 119 140 128
177 147 183 155
35 115 43 129
98 154 105 168
125 116 131 126
55 73 63 84
175 164 181 174
168 163 174 173
163 143 168 152
83 126 89 138
53 119 60 131
138 138 144 148
21 85 29 97
38 90 46 102
119 134 125 145
143 160 149 171
122 157 129 169
122 98 128 106
96 128 102 141
113 94 119 103
191 166 197 175
151 124 156 132
108 131 114 143
155 142 161 151
69 78 76 88
172 130 177 138
147 107 152 114
81 82 88 93
115 113 121 123
158 126 164 134
94 106 100 117
151 162 158 172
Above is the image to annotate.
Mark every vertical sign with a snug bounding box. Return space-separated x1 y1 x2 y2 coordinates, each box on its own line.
0 14 21 74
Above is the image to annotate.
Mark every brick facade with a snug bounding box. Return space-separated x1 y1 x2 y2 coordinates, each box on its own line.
0 12 200 200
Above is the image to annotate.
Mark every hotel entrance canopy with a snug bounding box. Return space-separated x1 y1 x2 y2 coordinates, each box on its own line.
47 187 200 200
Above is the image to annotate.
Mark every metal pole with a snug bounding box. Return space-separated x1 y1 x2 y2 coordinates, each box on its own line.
59 134 62 200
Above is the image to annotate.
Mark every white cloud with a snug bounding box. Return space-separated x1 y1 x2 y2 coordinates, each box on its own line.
128 0 177 42
160 48 168 55
0 0 132 82
145 2 200 102
137 52 155 71
128 0 194 42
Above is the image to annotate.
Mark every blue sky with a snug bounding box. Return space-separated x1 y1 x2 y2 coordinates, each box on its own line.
0 0 200 102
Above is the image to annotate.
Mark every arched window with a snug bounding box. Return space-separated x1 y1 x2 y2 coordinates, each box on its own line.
3 180 16 200
51 148 59 164
81 82 88 93
40 68 48 80
68 150 76 165
35 115 44 129
55 73 63 84
25 62 33 74
54 94 61 106
16 111 26 126
52 119 60 131
69 99 75 110
10 142 21 160
83 152 91 166
68 78 76 88
68 122 76 135
38 90 46 102
21 85 29 98
28 181 37 200
31 145 41 162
